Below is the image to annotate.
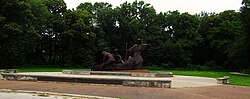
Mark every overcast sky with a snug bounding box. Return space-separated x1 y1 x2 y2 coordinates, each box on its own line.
64 0 242 14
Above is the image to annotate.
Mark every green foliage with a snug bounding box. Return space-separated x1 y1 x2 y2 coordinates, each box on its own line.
193 10 244 70
62 9 96 67
158 40 190 67
0 0 47 68
240 0 250 69
0 0 249 71
145 65 164 70
241 69 250 74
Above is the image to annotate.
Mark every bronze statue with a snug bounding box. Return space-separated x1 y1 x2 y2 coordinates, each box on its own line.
126 38 146 69
91 38 147 71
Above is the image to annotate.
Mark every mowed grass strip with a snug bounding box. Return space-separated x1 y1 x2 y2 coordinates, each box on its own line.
151 69 250 86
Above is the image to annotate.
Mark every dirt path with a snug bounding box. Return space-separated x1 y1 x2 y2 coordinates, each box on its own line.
0 80 250 99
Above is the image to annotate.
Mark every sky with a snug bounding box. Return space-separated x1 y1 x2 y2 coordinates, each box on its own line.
64 0 243 14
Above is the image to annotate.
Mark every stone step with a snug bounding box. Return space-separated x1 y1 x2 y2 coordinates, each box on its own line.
1 72 171 88
62 70 173 77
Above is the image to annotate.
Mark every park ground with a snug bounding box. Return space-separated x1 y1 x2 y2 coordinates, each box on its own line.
0 80 250 99
17 67 250 86
1 68 250 99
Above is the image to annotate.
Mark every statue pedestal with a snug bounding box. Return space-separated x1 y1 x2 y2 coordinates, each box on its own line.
62 70 173 77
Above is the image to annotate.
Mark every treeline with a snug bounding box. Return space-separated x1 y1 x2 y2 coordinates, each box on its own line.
0 0 249 71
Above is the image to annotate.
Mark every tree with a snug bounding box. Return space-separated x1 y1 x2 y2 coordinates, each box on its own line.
0 0 47 68
42 0 67 65
26 0 50 64
194 10 244 70
77 2 114 51
240 0 250 69
0 0 247 70
63 9 96 67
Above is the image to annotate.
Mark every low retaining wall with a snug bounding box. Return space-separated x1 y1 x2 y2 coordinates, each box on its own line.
2 73 171 88
63 70 173 77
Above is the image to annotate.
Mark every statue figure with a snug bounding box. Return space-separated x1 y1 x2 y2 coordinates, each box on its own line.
101 51 115 67
127 38 146 69
92 51 115 71
91 38 147 71
112 49 124 64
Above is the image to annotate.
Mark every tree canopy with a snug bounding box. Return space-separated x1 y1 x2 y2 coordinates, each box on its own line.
0 0 249 71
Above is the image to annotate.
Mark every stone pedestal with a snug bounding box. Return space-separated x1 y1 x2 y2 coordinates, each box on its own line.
62 70 173 77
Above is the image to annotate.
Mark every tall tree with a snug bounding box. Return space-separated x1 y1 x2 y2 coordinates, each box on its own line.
240 0 250 69
0 0 48 68
42 0 67 65
195 11 243 70
63 9 95 67
77 2 113 51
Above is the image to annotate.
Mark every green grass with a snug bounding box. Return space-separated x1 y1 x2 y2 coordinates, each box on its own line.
151 69 250 86
229 75 250 86
7 67 250 86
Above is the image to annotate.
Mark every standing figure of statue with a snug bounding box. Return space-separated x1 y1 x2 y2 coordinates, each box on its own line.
112 49 124 64
127 38 146 69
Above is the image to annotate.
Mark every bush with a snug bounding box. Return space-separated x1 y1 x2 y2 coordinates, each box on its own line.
145 65 164 70
241 69 250 74
161 63 170 68
185 64 211 71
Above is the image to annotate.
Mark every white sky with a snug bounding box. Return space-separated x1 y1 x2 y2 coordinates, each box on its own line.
64 0 242 14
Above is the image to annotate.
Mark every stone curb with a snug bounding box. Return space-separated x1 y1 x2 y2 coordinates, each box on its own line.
0 89 118 99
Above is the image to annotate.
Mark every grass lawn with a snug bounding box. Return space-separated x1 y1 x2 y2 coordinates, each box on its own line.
151 69 250 86
5 67 250 86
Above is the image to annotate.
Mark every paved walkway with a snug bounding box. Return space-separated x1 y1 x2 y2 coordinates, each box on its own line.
0 89 116 99
230 72 250 76
0 92 74 99
12 72 220 88
1 80 250 99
